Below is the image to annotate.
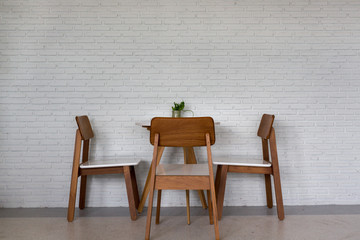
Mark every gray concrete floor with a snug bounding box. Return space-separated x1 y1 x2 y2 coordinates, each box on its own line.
1 206 360 240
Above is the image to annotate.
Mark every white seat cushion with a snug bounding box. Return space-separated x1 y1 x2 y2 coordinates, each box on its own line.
156 164 209 176
212 155 271 167
80 158 141 169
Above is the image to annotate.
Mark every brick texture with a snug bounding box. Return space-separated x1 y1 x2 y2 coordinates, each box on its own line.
1 0 360 208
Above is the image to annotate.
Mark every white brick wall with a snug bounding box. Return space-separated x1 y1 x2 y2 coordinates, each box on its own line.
1 0 360 208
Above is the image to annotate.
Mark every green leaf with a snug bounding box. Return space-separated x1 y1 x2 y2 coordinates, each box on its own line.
179 101 185 111
172 101 185 111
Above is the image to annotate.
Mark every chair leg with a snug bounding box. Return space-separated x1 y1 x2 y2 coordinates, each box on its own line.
130 166 140 209
264 174 273 208
210 186 220 240
145 178 156 240
269 128 284 220
124 166 138 221
215 165 228 220
273 172 285 220
186 190 190 225
79 176 87 209
68 130 82 222
156 190 162 224
207 190 213 225
67 170 79 222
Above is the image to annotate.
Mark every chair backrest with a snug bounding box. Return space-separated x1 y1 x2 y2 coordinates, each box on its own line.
75 116 94 140
257 114 275 140
150 117 215 147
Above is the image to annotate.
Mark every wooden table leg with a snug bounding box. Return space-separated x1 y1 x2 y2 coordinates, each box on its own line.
138 146 165 213
183 147 208 209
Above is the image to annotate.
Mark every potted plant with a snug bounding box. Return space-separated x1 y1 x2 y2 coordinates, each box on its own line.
172 101 184 118
171 101 194 118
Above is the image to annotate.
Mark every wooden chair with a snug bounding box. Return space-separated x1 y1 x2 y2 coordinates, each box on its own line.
67 115 141 222
214 114 284 220
145 117 219 240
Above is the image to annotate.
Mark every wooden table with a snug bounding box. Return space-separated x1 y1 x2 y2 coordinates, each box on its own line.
136 121 214 223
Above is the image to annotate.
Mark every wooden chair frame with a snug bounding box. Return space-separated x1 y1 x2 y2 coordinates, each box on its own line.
145 117 219 240
67 116 140 222
215 114 284 220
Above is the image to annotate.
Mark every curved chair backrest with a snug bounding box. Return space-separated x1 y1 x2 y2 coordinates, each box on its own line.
75 116 94 140
257 114 275 140
150 117 215 147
